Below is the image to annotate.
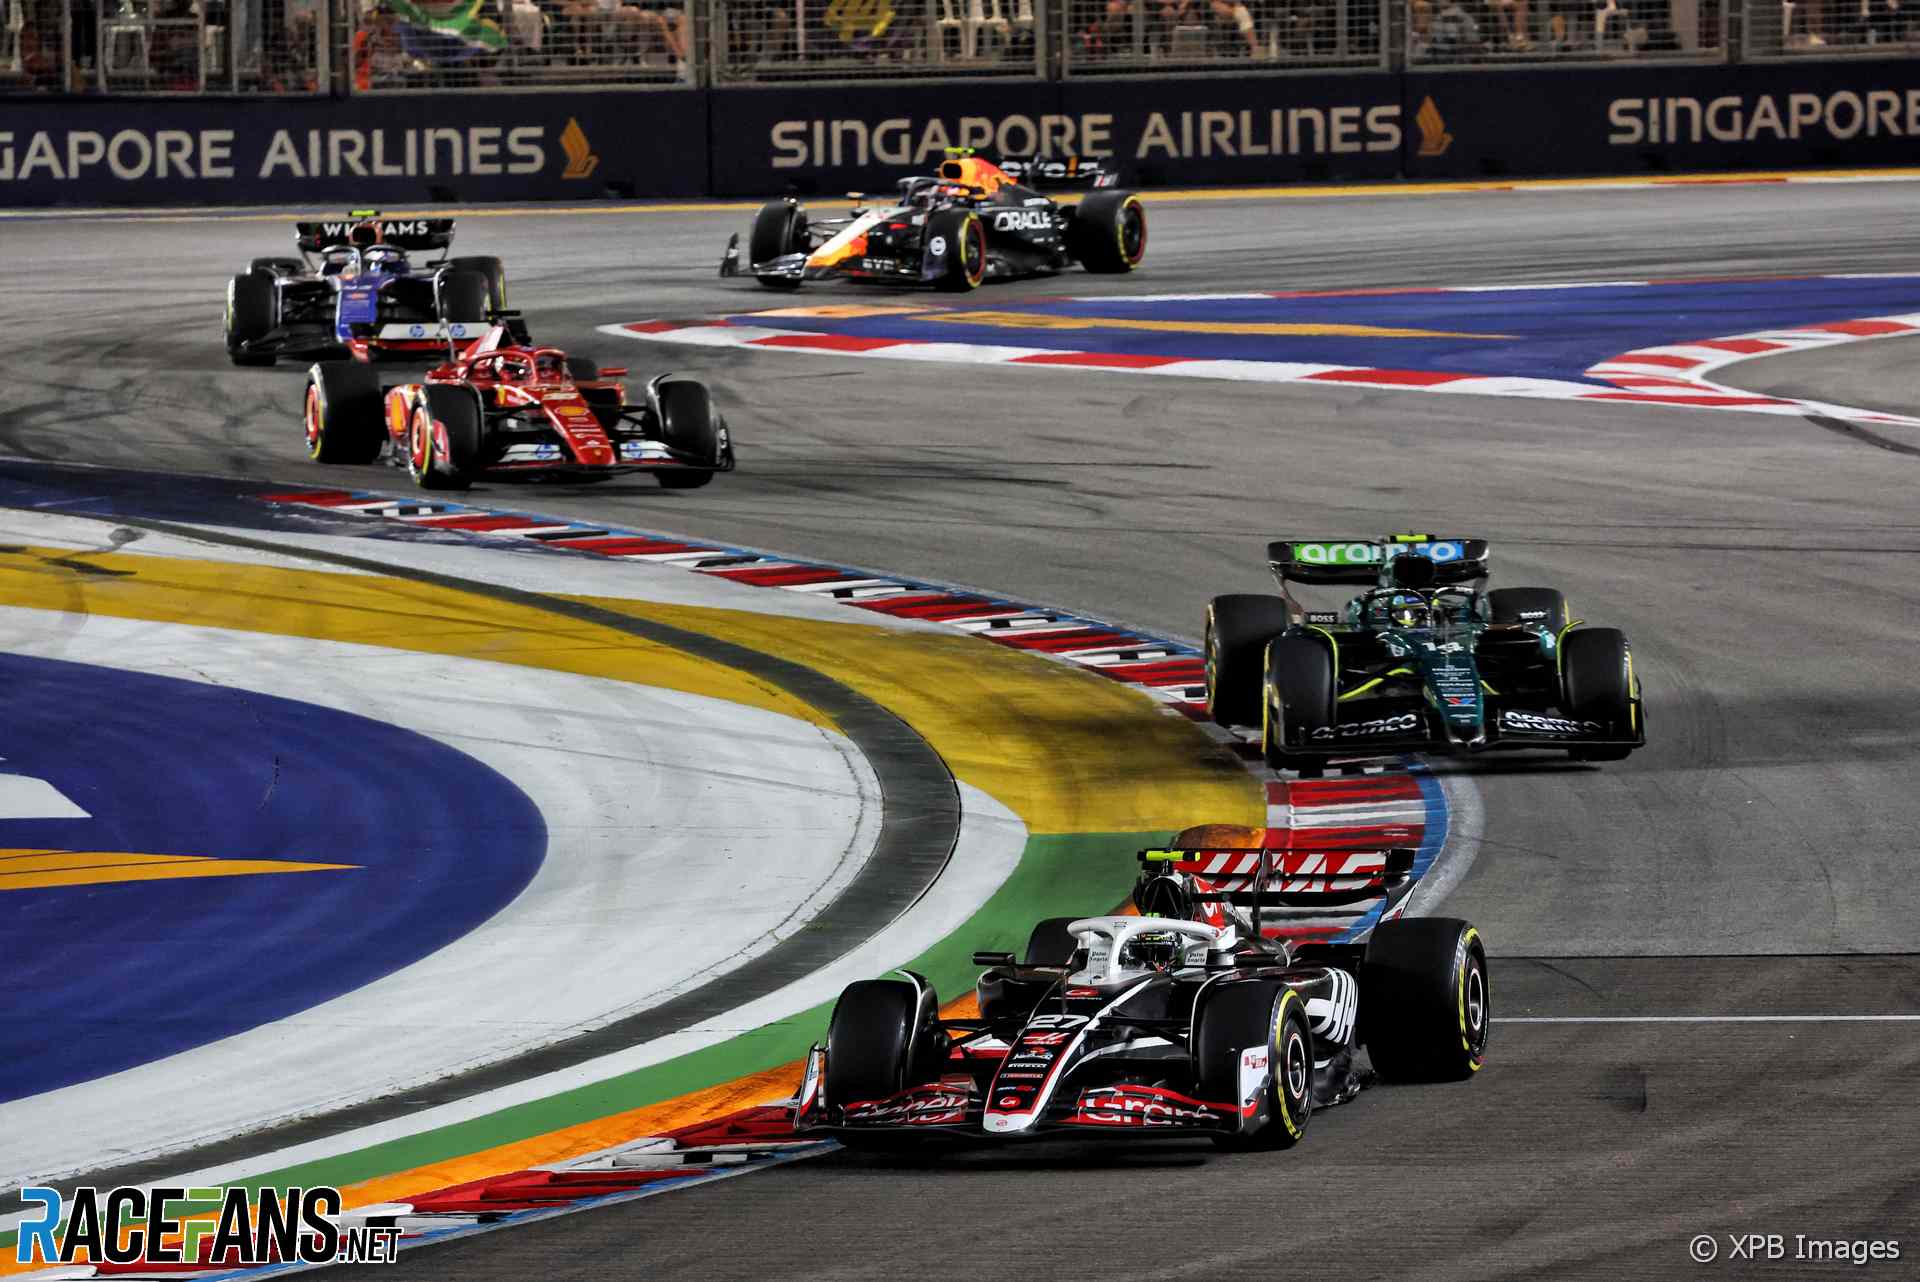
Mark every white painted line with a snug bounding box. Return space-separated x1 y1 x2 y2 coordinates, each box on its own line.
0 775 90 820
1499 1015 1920 1024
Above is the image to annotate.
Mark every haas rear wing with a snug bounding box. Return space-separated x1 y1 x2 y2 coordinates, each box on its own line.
1138 847 1416 936
295 215 456 254
1266 535 1490 588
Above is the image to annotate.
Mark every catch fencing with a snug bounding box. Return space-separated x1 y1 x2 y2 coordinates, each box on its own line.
4 0 1913 94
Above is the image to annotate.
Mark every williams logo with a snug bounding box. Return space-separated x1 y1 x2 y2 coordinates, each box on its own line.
16 1185 400 1268
1416 96 1453 157
560 118 599 180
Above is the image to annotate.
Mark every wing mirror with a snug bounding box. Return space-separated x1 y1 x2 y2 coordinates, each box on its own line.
972 951 1016 968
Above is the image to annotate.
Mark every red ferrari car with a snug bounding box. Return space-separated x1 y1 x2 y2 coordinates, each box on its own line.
300 315 733 490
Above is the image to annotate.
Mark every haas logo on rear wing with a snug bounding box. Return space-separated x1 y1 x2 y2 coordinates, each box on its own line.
1135 847 1418 935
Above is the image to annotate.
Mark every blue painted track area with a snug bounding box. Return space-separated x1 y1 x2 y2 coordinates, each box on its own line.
724 275 1920 379
0 653 545 1103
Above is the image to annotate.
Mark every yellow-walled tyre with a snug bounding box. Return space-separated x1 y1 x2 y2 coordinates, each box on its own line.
1361 918 1489 1083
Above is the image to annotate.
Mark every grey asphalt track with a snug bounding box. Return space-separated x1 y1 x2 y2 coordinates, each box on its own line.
4 180 1918 1278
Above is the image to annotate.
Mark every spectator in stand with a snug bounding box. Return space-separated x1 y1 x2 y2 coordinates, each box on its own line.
1072 0 1136 57
1427 0 1482 55
353 1 411 85
1488 0 1530 45
1210 0 1259 53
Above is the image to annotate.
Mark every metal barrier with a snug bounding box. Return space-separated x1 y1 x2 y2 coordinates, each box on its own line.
1406 0 1723 62
4 0 1919 93
1062 0 1387 73
0 0 328 91
1742 0 1919 55
709 0 1044 80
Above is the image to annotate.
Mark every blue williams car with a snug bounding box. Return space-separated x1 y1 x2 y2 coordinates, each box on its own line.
224 212 507 366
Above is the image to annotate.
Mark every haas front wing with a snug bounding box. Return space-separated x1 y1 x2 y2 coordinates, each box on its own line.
796 971 1354 1141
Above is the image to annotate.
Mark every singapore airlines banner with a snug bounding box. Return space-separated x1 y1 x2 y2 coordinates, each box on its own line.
0 93 706 205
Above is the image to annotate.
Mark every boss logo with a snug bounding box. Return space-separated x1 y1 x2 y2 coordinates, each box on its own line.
993 210 1053 232
1311 712 1418 741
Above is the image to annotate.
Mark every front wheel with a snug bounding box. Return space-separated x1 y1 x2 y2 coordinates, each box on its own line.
446 255 507 311
407 385 484 491
1561 627 1639 755
1361 917 1489 1083
226 271 277 367
1196 981 1314 1150
749 199 808 290
1262 635 1335 776
1205 594 1292 728
304 362 385 464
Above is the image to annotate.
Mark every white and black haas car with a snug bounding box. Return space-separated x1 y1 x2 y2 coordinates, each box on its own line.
793 846 1487 1150
720 150 1145 292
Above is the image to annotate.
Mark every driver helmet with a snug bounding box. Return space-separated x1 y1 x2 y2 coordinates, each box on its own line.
1119 927 1181 970
534 351 567 383
347 221 382 250
496 356 532 385
1386 592 1431 630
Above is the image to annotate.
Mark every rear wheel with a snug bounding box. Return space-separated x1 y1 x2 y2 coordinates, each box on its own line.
1262 635 1336 777
304 362 385 465
408 385 484 491
749 200 808 290
1196 981 1313 1150
1070 191 1148 274
1205 594 1292 728
930 208 986 293
446 255 507 311
1361 917 1488 1083
435 269 491 331
1487 586 1569 630
248 256 304 278
1561 627 1637 760
226 271 277 367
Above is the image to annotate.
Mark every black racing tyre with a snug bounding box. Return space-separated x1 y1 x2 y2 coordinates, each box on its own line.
1195 981 1313 1150
1487 587 1569 631
749 200 808 289
1262 635 1336 776
1361 917 1489 1083
446 255 508 311
303 362 385 465
1070 191 1148 274
435 268 492 327
248 256 305 278
825 979 920 1107
226 271 277 367
653 379 722 490
1561 627 1637 759
1023 917 1082 967
929 208 986 293
1205 594 1293 728
408 384 484 491
565 355 601 383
